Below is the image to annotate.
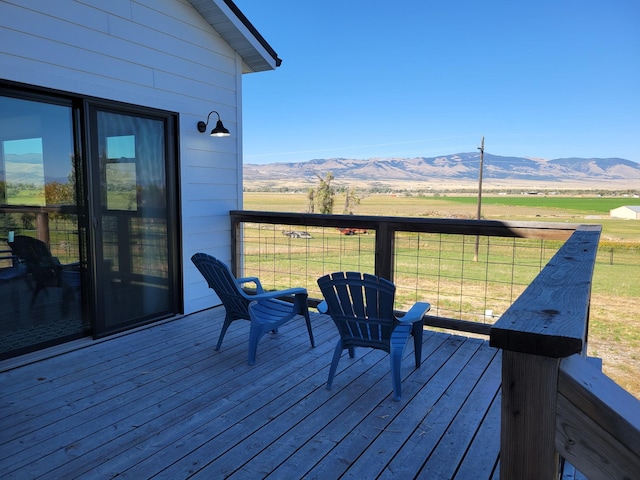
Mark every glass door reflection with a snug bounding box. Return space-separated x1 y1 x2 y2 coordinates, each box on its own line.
92 109 175 336
0 95 86 359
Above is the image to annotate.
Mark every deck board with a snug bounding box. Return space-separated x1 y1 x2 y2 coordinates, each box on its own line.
415 345 501 478
313 335 481 480
0 306 507 479
453 391 502 478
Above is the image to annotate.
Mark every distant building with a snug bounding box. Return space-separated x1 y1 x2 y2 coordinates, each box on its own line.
610 206 640 220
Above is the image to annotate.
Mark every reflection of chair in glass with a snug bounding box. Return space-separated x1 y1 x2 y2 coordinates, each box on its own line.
191 253 315 365
317 272 431 401
0 249 26 314
0 249 20 274
8 235 77 306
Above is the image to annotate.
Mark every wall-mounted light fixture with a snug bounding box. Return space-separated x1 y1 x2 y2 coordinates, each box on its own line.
197 110 230 137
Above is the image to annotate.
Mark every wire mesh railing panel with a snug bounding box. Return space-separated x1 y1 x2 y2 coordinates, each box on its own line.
240 223 375 299
394 233 559 322
237 220 563 326
231 213 593 329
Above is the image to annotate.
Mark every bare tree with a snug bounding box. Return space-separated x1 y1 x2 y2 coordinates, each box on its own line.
314 171 335 214
306 187 315 213
342 186 360 214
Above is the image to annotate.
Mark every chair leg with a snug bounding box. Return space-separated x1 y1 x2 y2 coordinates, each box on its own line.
216 314 234 351
248 321 268 366
389 324 412 401
412 322 423 368
326 340 343 390
30 283 45 306
303 306 315 348
390 347 403 401
293 294 315 348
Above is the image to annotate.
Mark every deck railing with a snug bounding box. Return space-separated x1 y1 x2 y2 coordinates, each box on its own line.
230 210 578 335
230 211 640 479
491 224 640 479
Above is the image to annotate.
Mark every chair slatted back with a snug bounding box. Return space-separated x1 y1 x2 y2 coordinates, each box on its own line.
318 272 396 349
9 235 61 287
191 253 250 319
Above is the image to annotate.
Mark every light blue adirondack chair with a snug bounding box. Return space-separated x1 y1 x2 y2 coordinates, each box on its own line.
192 253 314 365
317 271 430 401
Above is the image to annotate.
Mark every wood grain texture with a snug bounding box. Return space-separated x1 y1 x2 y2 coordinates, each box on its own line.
0 307 500 479
556 354 640 480
491 225 601 358
499 350 560 480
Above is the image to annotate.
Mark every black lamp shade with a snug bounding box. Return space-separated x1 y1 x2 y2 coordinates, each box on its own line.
210 119 230 137
197 110 230 137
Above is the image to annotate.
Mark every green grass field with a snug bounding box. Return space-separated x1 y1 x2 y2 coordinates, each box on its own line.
441 195 633 213
244 192 640 398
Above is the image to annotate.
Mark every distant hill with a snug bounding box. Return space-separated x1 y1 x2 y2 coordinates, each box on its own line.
3 152 638 190
1 156 46 186
244 154 640 190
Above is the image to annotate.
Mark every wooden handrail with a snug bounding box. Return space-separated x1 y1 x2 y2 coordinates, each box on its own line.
230 211 584 337
230 210 579 240
557 354 640 479
488 225 633 479
230 210 580 285
490 224 601 358
229 213 639 478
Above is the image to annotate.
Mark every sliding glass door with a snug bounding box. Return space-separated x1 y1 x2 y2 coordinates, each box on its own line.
0 85 181 357
89 106 180 337
0 94 86 358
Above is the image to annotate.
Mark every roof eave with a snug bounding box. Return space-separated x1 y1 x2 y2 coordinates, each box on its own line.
188 0 282 73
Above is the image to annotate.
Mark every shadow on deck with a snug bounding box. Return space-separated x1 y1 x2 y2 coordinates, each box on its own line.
1 307 503 479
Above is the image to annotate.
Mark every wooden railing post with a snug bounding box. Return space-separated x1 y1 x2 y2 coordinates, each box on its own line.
490 225 601 480
500 351 561 479
36 211 50 246
230 215 241 278
375 220 394 281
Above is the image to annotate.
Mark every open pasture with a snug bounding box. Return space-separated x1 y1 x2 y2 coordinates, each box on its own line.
244 192 640 398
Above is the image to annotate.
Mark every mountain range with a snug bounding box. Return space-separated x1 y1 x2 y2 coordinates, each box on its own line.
4 152 639 190
244 153 640 189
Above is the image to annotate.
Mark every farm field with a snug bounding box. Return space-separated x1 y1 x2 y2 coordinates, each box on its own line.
244 192 640 398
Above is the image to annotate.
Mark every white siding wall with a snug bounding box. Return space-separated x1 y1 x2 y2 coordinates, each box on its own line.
0 0 246 313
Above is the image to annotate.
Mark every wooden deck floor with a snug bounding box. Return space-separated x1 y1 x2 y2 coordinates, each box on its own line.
0 307 504 479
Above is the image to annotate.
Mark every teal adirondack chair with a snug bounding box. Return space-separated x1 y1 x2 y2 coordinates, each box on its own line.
317 271 430 401
191 253 314 365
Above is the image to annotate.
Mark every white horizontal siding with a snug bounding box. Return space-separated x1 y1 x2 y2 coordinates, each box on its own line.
10 0 112 29
183 212 230 236
0 0 249 314
75 0 134 19
183 148 237 169
0 1 237 101
186 222 232 264
183 168 238 188
184 184 240 202
183 210 234 309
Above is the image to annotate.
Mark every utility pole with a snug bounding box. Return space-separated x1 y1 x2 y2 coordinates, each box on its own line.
474 136 485 262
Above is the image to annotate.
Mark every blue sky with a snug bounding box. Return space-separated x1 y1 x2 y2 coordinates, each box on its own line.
234 1 640 165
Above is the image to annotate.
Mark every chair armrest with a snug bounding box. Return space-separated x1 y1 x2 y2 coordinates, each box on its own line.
397 302 431 324
236 276 265 293
0 252 18 267
317 300 328 314
252 287 308 301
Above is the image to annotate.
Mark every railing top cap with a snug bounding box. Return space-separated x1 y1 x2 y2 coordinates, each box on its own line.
490 227 601 357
